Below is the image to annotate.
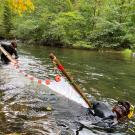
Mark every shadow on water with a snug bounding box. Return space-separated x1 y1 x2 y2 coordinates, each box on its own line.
0 45 135 134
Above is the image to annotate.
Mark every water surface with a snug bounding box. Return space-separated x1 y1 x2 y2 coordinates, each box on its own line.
0 45 135 135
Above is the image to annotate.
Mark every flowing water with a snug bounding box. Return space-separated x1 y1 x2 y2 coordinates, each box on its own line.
0 44 135 135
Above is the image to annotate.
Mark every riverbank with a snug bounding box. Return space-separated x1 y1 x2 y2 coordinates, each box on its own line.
19 38 135 52
1 39 134 55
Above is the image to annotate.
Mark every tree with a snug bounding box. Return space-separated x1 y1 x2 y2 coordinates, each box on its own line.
3 0 134 49
3 0 13 38
9 0 34 15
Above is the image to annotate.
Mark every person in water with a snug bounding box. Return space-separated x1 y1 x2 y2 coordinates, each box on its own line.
90 100 134 127
76 100 134 134
0 41 18 64
76 101 134 135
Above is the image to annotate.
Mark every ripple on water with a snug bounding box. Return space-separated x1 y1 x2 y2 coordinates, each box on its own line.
0 54 134 135
0 64 61 135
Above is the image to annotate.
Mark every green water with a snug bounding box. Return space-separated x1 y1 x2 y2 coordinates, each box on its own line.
20 45 135 104
0 44 135 135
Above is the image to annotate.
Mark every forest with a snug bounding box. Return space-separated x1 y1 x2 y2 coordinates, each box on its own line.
0 0 135 50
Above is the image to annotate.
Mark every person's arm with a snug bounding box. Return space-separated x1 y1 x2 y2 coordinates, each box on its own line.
14 49 19 59
11 47 19 59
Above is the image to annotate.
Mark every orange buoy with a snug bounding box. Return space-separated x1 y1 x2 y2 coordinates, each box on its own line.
38 79 42 84
16 65 19 69
30 77 34 81
19 70 23 73
45 79 51 85
55 75 61 82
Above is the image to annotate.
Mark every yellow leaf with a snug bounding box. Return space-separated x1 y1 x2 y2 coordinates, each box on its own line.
9 0 34 15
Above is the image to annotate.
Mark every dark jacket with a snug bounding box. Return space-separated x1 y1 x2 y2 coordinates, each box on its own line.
1 43 18 64
92 101 118 128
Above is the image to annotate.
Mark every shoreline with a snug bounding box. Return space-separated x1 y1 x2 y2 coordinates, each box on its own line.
1 39 134 53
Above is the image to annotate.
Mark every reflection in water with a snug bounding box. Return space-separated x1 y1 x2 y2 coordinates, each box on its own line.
0 45 135 134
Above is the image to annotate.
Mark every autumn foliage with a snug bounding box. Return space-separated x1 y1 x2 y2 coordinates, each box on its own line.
9 0 34 15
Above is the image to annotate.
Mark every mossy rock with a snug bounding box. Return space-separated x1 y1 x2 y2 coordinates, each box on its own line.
122 49 132 59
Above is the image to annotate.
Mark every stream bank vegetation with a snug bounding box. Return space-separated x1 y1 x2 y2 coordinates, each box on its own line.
0 0 135 50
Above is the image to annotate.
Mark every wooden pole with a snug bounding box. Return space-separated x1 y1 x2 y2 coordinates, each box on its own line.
0 44 17 64
49 53 92 108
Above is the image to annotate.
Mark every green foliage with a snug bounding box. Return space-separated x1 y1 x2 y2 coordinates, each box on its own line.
73 41 94 49
0 3 4 38
13 19 42 41
3 0 14 38
88 23 132 49
42 11 86 46
1 0 135 49
122 49 132 60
